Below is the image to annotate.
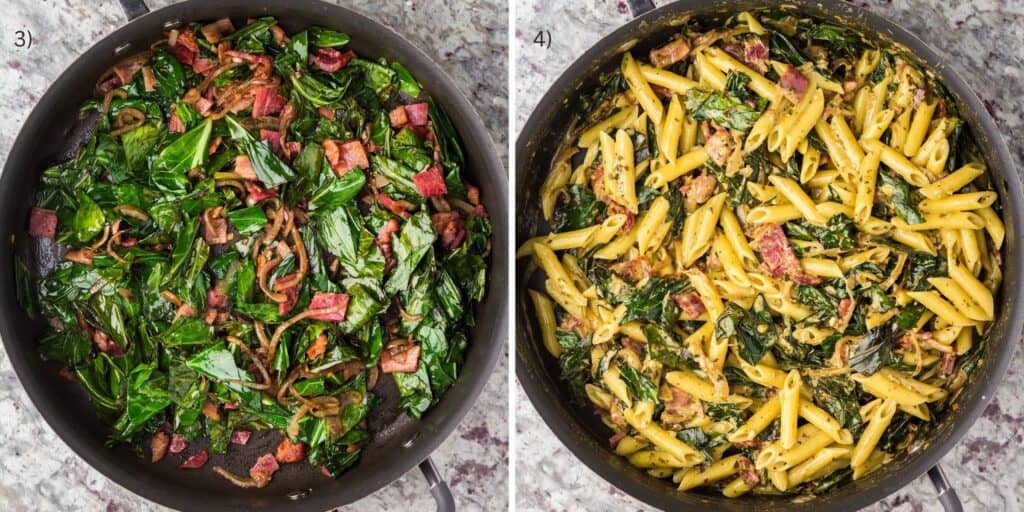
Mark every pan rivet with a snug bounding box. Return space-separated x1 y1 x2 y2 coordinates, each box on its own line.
163 19 183 29
402 433 421 448
286 489 311 500
114 42 131 56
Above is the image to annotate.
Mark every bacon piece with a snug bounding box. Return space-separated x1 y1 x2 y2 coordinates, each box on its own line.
192 57 214 75
260 129 282 155
195 96 214 116
308 48 354 73
270 25 288 45
283 141 302 161
91 330 123 356
780 65 810 102
414 165 448 197
223 401 239 411
610 256 652 282
704 125 733 166
323 139 369 176
742 38 769 73
169 433 187 454
180 450 209 469
200 18 235 44
673 292 707 319
274 272 302 316
307 292 350 321
318 106 336 121
753 224 818 284
201 401 221 421
307 333 328 360
939 352 957 376
683 173 718 206
650 38 691 68
609 431 627 449
275 438 306 464
389 105 409 128
244 181 279 206
231 430 252 446
151 432 170 463
168 31 197 65
208 135 222 155
176 29 199 52
381 343 420 373
234 155 257 180
432 211 466 250
377 193 411 219
168 110 185 133
466 184 481 206
207 288 228 310
201 207 232 245
375 218 400 260
250 453 280 487
404 103 429 126
252 86 286 117
28 207 57 238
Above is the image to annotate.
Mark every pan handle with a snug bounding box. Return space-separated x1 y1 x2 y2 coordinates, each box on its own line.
419 457 455 512
927 465 964 512
625 0 656 17
117 0 150 21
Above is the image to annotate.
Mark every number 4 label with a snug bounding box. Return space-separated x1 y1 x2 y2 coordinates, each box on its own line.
533 30 551 49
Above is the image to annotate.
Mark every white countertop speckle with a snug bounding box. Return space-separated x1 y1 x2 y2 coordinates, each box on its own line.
514 1 1024 511
0 1 508 510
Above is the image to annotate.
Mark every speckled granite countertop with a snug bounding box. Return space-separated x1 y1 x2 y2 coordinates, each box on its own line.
0 1 507 510
515 1 1024 511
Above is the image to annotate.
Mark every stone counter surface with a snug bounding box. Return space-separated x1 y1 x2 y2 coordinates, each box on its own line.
0 1 507 511
514 1 1024 511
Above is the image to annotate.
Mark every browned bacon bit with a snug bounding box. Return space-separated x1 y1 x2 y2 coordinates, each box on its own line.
733 439 762 449
610 256 652 282
201 207 234 245
260 129 283 155
649 37 691 68
252 85 286 117
169 433 187 454
200 18 236 44
939 352 957 377
233 155 258 180
432 211 466 250
141 66 157 92
683 173 718 207
180 450 209 469
739 460 761 485
377 193 412 218
609 431 627 449
275 438 307 464
650 84 672 99
309 47 354 73
380 342 420 373
753 224 819 285
389 105 409 128
404 103 429 126
323 139 369 176
742 38 769 73
703 124 733 166
150 432 170 463
231 430 252 446
202 401 221 422
306 333 328 360
307 293 350 322
250 453 280 487
673 292 707 320
780 65 810 103
620 337 646 359
559 316 582 331
64 246 93 265
91 329 124 356
317 106 336 121
29 207 57 238
244 181 279 206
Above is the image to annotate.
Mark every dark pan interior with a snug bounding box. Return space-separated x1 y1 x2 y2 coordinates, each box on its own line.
0 1 508 511
515 1 1023 511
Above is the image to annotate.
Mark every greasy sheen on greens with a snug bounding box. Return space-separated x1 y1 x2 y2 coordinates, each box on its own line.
17 16 490 486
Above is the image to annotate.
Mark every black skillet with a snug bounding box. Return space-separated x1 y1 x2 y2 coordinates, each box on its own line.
516 1 1022 511
0 0 508 510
